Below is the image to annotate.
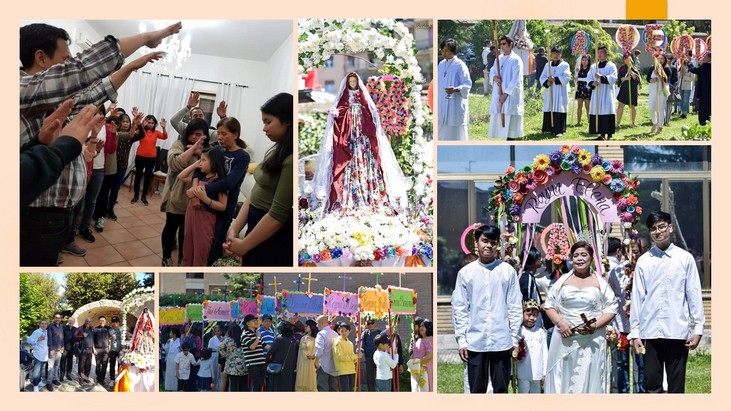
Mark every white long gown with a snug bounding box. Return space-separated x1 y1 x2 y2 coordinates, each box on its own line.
163 337 181 391
488 51 525 139
544 272 617 393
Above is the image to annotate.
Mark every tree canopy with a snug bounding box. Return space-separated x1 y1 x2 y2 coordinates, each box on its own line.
19 273 60 338
64 272 138 310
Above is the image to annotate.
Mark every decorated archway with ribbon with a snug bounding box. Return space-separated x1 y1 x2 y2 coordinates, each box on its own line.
297 18 433 268
485 145 641 279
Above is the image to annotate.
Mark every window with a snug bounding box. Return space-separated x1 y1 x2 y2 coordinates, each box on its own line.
324 58 334 68
186 273 204 279
325 80 336 94
185 289 204 295
347 56 355 67
437 145 711 295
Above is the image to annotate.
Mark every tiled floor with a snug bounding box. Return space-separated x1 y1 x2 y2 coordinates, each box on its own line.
61 184 179 267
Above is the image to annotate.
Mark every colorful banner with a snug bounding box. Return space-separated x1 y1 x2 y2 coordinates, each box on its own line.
324 289 359 317
159 307 185 325
240 299 259 318
185 304 203 322
389 287 417 315
260 296 276 316
202 301 231 321
282 292 324 315
358 286 389 318
520 172 620 223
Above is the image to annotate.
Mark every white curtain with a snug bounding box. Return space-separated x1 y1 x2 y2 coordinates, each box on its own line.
115 71 194 169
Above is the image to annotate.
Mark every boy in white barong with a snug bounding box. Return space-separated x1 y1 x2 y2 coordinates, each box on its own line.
438 38 472 141
488 35 524 140
587 45 618 140
540 45 571 137
516 299 547 393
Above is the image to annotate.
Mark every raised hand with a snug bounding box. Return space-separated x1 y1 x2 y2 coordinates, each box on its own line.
216 101 228 118
38 99 74 145
107 102 117 114
145 21 182 49
62 105 105 145
132 107 139 118
188 91 200 108
127 51 165 71
160 118 167 129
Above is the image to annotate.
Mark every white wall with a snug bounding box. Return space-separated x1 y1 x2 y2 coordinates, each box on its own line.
20 20 293 201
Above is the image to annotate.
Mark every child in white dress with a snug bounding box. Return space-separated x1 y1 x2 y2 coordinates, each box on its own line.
516 300 547 393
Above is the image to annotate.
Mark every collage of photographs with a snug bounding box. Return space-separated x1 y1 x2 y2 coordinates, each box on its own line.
17 17 710 396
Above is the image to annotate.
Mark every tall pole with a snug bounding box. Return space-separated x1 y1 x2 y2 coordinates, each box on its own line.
546 29 554 128
493 20 505 127
594 30 600 133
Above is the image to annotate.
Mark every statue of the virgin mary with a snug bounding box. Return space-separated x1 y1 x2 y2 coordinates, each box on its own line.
311 71 407 216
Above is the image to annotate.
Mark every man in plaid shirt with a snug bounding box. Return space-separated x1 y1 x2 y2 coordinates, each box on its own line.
19 21 182 266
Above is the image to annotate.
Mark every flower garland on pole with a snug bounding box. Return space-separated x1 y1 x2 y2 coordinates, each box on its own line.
298 18 433 267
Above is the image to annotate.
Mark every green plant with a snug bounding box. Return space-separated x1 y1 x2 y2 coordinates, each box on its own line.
680 122 711 140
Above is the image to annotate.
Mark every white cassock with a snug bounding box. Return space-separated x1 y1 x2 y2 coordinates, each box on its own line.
587 61 618 135
540 60 571 134
438 56 472 141
648 69 670 127
540 60 571 113
488 51 524 139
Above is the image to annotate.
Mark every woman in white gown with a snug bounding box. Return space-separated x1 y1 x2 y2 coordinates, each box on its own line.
544 241 617 393
311 72 407 215
162 328 182 391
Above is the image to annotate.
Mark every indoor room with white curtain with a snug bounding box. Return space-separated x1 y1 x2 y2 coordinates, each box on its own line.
21 19 294 199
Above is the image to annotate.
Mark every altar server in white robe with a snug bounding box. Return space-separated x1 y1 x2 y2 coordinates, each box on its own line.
540 45 571 137
438 38 472 141
488 35 524 140
587 46 618 140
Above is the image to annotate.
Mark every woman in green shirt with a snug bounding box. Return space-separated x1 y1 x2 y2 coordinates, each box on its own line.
224 93 293 266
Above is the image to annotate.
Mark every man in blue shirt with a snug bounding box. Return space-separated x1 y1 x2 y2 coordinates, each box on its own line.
28 320 49 392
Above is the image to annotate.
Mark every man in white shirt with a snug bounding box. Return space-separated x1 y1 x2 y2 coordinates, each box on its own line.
314 314 339 391
481 41 492 96
488 36 525 140
28 319 49 392
438 38 472 141
452 224 522 393
630 211 705 393
588 45 618 140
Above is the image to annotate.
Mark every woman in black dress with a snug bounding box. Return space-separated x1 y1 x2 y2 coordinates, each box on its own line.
574 54 592 126
266 321 296 391
616 62 641 128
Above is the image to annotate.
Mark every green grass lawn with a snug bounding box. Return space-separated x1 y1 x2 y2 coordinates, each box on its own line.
437 351 711 393
465 88 707 141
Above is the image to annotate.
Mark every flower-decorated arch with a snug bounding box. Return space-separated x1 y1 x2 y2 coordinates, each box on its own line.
298 19 433 267
487 145 641 278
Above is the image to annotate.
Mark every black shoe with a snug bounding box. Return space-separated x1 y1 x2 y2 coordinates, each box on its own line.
46 383 54 392
141 196 149 206
108 211 118 221
78 228 96 243
131 195 139 204
59 374 65 382
52 379 61 386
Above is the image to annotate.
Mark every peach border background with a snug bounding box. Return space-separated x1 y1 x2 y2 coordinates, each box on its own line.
3 0 722 408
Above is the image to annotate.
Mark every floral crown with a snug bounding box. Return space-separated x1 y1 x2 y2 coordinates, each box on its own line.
522 299 540 311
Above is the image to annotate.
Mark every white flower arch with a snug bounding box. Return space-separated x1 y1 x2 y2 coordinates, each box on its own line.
298 18 432 200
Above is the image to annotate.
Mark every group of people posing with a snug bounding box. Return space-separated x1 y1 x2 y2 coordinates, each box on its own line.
452 211 705 393
438 35 711 140
161 314 433 392
26 314 124 392
20 22 294 267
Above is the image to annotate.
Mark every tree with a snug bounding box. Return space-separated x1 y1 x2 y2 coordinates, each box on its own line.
64 272 138 310
222 273 264 298
19 273 60 338
139 272 154 288
664 20 693 44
